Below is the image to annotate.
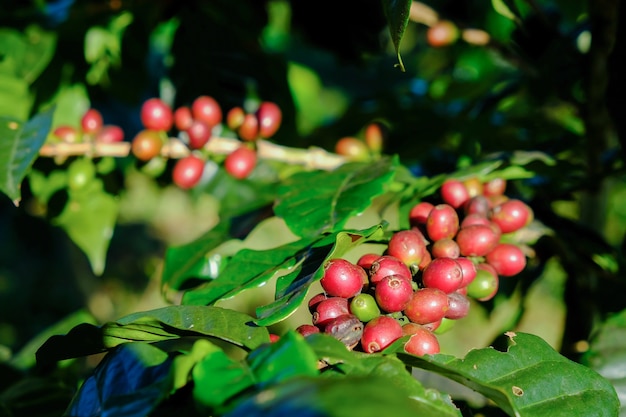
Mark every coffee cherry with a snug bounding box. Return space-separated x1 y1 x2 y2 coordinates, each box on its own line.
224 146 257 179
296 324 320 337
387 229 427 270
269 334 281 343
226 106 245 131
172 155 205 189
364 122 387 153
433 317 456 334
462 177 483 198
312 297 350 328
431 238 460 259
421 257 463 293
192 95 222 127
466 267 499 301
256 101 282 138
141 98 173 131
360 316 403 353
349 293 380 322
426 204 459 241
81 108 103 134
464 195 490 217
53 125 80 143
68 158 96 190
369 255 412 286
308 293 328 314
409 201 434 229
174 106 193 131
440 179 470 209
483 178 506 196
96 125 124 143
455 224 499 257
404 326 440 356
426 20 460 48
238 113 259 141
335 137 369 161
356 253 381 271
321 259 366 298
131 130 163 161
490 199 533 234
455 257 477 287
485 243 526 277
324 314 364 348
445 291 470 319
375 275 414 313
404 287 449 325
186 120 212 150
460 213 491 228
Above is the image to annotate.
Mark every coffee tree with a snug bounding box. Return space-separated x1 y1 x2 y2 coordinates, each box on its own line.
1 0 624 416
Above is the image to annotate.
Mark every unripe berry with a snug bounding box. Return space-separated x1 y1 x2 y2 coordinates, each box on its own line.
226 106 245 130
335 137 369 161
349 293 381 322
132 130 163 161
426 20 460 48
364 121 387 153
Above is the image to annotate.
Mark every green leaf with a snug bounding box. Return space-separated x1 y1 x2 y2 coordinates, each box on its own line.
36 306 269 364
161 221 231 293
254 223 387 326
0 74 32 119
274 156 397 237
0 25 56 84
192 339 255 409
390 332 620 417
50 83 90 129
247 331 319 389
491 0 521 22
382 0 412 72
54 181 119 275
0 108 53 204
583 308 626 416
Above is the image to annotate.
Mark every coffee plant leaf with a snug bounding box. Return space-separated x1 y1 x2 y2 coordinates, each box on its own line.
390 332 620 417
254 223 387 326
247 331 319 390
0 107 53 204
36 306 269 364
274 156 397 238
582 308 626 416
382 0 412 72
54 182 119 275
64 342 171 417
191 339 256 410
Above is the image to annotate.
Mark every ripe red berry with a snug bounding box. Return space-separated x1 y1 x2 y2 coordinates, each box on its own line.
455 257 477 288
308 293 328 314
81 108 103 134
312 297 350 329
404 287 449 325
460 213 491 228
464 195 490 217
431 238 460 259
256 101 282 138
53 125 80 143
485 243 526 277
404 326 440 356
387 229 427 269
238 113 259 141
455 224 499 257
335 137 369 161
426 204 459 241
320 259 366 298
483 178 507 196
445 291 470 319
172 155 205 189
224 146 257 179
96 125 124 143
186 120 212 150
131 130 163 161
490 199 533 234
369 255 412 286
141 98 173 131
174 106 193 131
440 179 470 209
409 201 434 228
192 95 222 127
296 324 320 337
426 20 460 48
360 316 403 353
421 257 463 293
356 253 381 271
374 275 414 313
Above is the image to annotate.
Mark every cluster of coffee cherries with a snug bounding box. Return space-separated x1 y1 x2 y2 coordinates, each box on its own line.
50 96 283 188
293 176 533 356
334 122 387 162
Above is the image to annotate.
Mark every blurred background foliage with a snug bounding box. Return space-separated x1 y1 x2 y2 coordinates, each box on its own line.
1 0 626 414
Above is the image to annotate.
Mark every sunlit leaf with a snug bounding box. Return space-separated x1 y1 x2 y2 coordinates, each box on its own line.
0 108 53 204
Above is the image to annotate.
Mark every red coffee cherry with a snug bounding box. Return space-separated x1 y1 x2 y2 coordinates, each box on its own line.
96 125 124 143
490 199 533 234
426 20 460 48
256 101 282 138
308 293 328 314
464 195 490 217
186 120 212 150
131 130 163 161
431 238 460 259
172 154 205 189
360 316 403 353
409 201 434 229
426 204 459 241
374 275 414 313
238 113 259 141
312 297 350 329
421 257 463 293
320 258 366 298
445 291 471 319
455 257 477 288
369 255 412 286
335 137 369 161
53 125 80 143
455 224 499 257
174 106 193 131
81 108 103 134
224 146 257 179
483 177 507 196
141 98 173 131
404 287 449 325
404 326 440 356
296 324 320 337
440 179 470 209
485 243 526 277
192 95 222 127
356 253 381 271
387 229 427 269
